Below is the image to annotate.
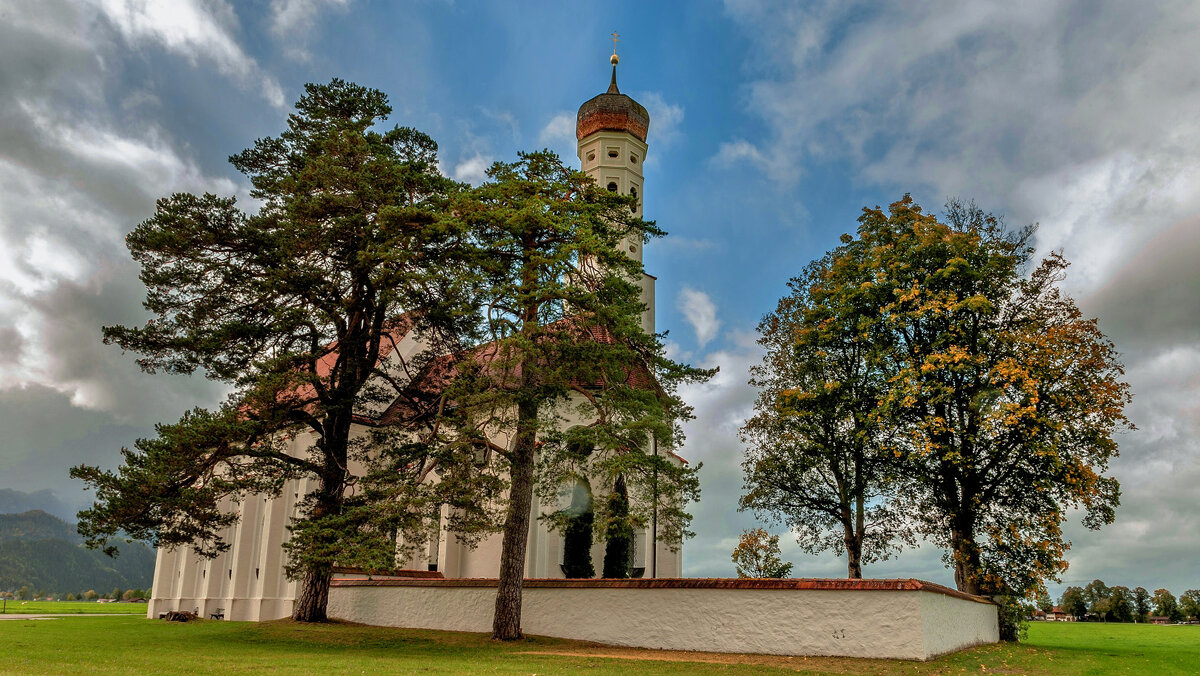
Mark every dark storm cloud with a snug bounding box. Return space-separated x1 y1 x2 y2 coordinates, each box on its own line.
0 384 149 508
0 327 22 365
0 0 249 500
1083 217 1200 357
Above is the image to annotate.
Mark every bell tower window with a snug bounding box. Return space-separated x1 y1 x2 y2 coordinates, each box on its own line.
607 181 618 192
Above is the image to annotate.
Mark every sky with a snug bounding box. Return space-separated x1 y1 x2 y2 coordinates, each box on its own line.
1 0 1197 599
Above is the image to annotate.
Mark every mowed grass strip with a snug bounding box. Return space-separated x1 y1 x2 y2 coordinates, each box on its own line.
0 615 1196 675
0 600 147 614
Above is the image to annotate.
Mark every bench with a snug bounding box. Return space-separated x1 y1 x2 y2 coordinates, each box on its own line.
209 608 225 620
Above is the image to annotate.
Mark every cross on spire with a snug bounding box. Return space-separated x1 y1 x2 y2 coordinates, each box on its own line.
610 31 620 55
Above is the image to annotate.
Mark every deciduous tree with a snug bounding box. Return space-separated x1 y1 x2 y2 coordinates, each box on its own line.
731 528 793 579
1109 586 1133 623
1060 586 1087 619
1134 586 1151 622
1153 588 1181 622
837 197 1131 596
72 79 478 622
741 256 913 578
1035 590 1053 613
1085 579 1112 620
1179 589 1200 622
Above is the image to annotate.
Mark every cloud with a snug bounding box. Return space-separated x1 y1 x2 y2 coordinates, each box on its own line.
721 0 1200 287
450 154 493 185
537 111 577 161
90 0 284 106
719 0 1200 592
270 0 350 41
0 327 22 365
677 287 720 349
634 91 684 149
0 6 237 421
709 139 794 181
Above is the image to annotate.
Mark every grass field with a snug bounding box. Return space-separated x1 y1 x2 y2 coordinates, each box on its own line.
0 616 1195 674
0 600 147 615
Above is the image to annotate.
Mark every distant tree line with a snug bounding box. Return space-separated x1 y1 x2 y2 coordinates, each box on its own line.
1037 581 1200 623
0 586 149 602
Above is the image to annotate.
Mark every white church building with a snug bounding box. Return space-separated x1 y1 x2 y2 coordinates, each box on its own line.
148 56 683 624
146 57 1000 661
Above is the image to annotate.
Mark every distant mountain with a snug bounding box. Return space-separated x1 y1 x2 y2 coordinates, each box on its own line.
0 510 80 543
0 510 156 594
0 489 79 521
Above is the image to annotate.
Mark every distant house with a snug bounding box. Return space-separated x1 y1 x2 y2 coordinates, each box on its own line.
1049 606 1075 622
1031 609 1047 621
1148 616 1171 625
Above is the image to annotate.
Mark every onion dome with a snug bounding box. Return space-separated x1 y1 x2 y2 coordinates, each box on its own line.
576 60 650 142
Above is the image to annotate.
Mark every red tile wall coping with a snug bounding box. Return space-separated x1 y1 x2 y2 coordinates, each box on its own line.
331 567 444 579
329 575 993 605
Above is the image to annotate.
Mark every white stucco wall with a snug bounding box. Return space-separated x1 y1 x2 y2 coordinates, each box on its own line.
327 579 997 661
919 588 1001 657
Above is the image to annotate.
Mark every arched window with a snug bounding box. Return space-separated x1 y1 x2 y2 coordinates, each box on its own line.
561 478 595 578
606 181 618 192
630 186 638 212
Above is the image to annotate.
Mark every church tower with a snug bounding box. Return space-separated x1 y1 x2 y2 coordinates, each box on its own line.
576 49 656 333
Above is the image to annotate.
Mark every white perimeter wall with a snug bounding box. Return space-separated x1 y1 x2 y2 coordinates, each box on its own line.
327 580 997 661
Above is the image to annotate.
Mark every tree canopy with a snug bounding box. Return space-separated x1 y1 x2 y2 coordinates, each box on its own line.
744 195 1131 597
741 255 913 577
438 150 711 639
731 528 793 579
72 79 482 621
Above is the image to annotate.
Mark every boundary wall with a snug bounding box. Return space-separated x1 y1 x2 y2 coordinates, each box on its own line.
327 576 998 660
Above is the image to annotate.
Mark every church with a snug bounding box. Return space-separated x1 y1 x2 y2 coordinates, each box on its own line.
147 54 684 624
145 56 1000 662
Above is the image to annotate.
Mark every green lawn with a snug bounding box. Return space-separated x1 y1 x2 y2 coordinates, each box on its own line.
0 616 1195 674
0 599 147 614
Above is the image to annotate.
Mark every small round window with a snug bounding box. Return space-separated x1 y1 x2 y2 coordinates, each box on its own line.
586 152 596 162
566 427 595 457
630 154 639 164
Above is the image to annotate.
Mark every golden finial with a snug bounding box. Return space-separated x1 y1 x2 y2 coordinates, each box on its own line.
610 31 620 65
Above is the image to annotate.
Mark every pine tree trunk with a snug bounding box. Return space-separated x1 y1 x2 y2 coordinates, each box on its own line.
291 434 348 623
492 398 537 640
292 568 332 622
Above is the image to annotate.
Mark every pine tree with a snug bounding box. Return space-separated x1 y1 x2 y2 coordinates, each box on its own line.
442 150 711 639
72 79 477 622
